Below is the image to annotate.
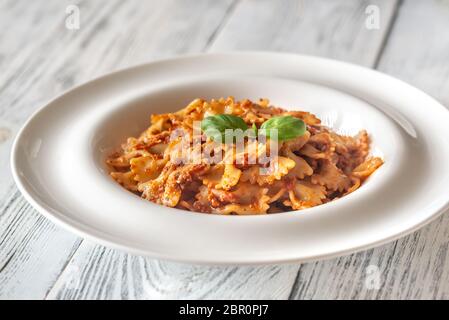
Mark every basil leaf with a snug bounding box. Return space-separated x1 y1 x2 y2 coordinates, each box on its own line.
201 114 249 142
260 115 306 141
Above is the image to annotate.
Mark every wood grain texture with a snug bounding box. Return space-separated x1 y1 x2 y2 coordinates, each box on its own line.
289 0 449 300
43 0 399 300
47 244 299 300
0 0 236 299
0 0 91 299
210 0 399 67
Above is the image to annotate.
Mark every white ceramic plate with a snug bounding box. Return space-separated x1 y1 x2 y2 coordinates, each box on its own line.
11 52 449 265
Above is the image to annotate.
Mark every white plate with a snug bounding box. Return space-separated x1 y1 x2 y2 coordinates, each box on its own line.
11 52 449 265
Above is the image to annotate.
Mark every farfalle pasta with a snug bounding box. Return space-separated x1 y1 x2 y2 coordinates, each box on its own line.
107 97 383 215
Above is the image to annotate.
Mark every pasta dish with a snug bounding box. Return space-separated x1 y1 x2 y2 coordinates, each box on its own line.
107 97 383 214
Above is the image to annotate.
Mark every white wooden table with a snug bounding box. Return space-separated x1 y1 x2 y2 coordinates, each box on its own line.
1 0 449 300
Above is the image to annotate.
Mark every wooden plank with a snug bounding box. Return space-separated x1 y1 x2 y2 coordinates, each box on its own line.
210 0 399 67
47 244 299 299
289 0 449 300
0 189 82 299
0 0 236 299
45 0 399 300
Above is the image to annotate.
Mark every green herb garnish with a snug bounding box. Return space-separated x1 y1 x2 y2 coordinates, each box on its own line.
201 114 249 142
201 114 305 142
259 115 306 141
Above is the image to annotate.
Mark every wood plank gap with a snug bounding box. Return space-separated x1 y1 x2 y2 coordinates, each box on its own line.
203 0 241 51
287 264 303 300
373 0 403 69
43 240 85 300
0 252 15 274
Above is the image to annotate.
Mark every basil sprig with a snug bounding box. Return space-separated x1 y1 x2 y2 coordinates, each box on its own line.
201 114 306 142
259 115 306 141
201 114 249 142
